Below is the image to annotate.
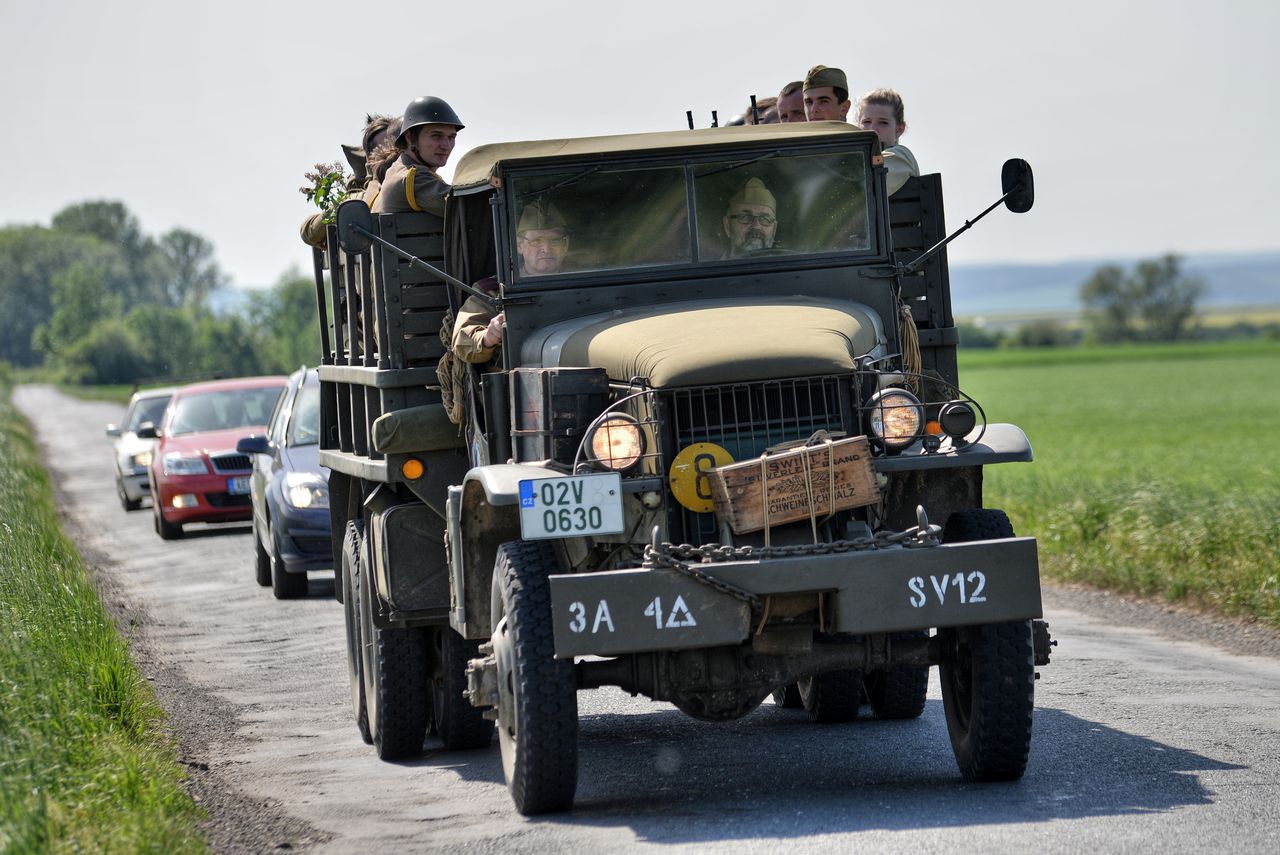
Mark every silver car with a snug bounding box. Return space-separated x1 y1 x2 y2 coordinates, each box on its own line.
106 387 176 511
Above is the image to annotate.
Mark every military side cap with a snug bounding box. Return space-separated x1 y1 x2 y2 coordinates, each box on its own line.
804 64 848 95
728 178 776 211
517 200 567 233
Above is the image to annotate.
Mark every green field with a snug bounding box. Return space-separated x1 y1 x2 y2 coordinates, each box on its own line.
958 339 1280 627
0 379 205 853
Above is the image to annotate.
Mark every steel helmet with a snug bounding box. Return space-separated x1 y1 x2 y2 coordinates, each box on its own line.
398 96 464 146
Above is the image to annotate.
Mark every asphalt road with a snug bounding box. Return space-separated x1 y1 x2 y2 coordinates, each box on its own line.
15 384 1280 854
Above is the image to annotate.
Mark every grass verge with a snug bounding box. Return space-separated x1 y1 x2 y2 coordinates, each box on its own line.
960 339 1280 628
0 381 206 853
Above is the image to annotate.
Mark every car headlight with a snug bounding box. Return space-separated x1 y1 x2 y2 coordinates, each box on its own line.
284 473 329 509
131 450 153 469
588 414 644 471
162 453 209 476
866 389 924 451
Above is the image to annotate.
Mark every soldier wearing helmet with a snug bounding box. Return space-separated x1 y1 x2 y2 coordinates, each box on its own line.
372 96 464 215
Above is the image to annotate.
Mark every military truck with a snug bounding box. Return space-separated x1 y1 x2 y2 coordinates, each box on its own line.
315 121 1053 815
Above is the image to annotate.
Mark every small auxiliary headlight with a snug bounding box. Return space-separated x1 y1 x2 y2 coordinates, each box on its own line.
867 389 924 451
938 401 977 439
588 415 644 471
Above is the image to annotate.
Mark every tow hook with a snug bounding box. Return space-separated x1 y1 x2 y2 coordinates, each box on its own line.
1032 619 1057 668
465 641 499 715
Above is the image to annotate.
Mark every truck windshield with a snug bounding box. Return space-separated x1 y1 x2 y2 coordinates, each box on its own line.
508 149 871 282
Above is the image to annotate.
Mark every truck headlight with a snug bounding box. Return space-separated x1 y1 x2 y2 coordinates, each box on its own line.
284 473 329 509
163 453 209 476
588 415 644 471
867 389 923 451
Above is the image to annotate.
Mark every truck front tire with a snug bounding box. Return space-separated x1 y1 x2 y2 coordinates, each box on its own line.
939 509 1035 781
491 540 578 815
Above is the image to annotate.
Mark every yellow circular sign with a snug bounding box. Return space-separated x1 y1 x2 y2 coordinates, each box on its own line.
668 442 734 513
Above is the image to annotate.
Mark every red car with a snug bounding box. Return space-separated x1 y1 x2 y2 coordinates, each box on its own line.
142 376 287 540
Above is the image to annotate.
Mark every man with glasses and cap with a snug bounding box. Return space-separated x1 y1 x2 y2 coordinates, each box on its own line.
451 200 570 364
722 178 778 258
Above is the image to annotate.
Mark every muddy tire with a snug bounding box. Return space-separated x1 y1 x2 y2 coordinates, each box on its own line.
431 627 494 750
798 669 863 723
865 630 929 720
939 508 1034 781
359 536 430 760
492 540 578 815
341 521 371 744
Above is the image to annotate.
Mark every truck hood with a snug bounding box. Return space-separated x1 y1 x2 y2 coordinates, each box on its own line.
521 296 885 387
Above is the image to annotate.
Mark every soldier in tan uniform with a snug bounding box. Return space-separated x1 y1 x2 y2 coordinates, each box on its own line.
802 64 852 122
776 81 806 123
372 96 464 216
451 201 570 364
722 178 778 258
300 114 398 248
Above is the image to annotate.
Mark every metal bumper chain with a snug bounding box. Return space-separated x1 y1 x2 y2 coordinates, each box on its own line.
641 507 943 613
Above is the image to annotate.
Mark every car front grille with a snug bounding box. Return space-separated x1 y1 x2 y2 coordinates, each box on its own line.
661 375 854 545
209 453 252 473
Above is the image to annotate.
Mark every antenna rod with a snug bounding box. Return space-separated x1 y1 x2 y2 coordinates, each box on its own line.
686 110 694 130
750 95 759 124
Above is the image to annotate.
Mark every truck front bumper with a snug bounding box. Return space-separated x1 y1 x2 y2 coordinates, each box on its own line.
549 537 1040 658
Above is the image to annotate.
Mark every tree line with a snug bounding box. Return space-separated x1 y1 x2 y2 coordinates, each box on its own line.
959 253 1277 348
0 201 318 384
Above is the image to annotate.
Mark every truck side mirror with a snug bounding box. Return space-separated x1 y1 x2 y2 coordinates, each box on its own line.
1002 158 1034 214
136 422 159 439
336 200 374 254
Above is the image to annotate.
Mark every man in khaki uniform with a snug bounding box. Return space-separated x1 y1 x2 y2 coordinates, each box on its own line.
802 64 852 122
777 81 806 123
722 178 778 258
373 96 464 216
451 200 570 364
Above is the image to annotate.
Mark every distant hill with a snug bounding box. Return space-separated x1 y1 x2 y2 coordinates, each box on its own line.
950 251 1280 318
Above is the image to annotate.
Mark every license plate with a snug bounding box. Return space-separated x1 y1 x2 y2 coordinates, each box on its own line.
227 476 251 495
518 474 624 540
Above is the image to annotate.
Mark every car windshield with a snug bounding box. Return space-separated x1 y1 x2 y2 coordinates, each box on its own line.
126 395 171 432
288 384 320 446
507 148 871 282
169 387 284 436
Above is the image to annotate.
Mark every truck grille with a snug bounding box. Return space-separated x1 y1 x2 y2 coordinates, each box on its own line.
662 376 852 544
209 453 252 473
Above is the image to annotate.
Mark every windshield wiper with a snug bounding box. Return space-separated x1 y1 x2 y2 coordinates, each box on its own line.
695 150 781 179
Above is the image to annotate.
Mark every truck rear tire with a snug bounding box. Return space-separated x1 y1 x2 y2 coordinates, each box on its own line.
939 509 1034 781
359 540 430 760
432 627 494 750
865 630 929 720
492 540 578 815
341 521 371 744
798 669 863 723
771 684 803 708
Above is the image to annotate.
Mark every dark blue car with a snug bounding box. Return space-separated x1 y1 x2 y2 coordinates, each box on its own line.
237 368 331 599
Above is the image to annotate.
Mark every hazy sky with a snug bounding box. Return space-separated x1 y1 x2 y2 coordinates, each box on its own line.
2 0 1277 289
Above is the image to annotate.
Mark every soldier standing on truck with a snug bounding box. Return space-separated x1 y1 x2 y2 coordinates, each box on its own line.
372 95 464 215
722 178 778 258
777 80 806 123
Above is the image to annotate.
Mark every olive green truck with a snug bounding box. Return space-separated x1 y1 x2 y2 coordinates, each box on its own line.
314 121 1053 815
